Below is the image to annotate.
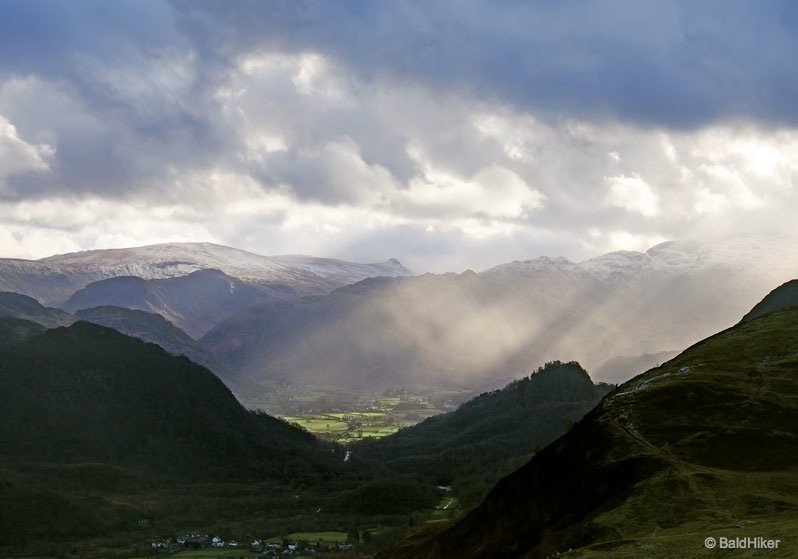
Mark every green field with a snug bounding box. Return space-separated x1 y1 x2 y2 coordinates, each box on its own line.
172 549 257 558
265 531 348 544
241 383 475 443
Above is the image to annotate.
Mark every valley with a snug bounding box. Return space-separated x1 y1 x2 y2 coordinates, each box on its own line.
1 242 797 559
241 382 476 443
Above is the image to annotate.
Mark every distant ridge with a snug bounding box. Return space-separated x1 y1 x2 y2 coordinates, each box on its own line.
0 242 413 307
0 291 72 328
0 292 229 384
63 269 283 337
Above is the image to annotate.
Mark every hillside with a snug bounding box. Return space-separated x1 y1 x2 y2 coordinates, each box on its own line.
0 319 344 546
0 292 72 328
0 320 323 479
0 316 47 341
593 350 679 385
355 361 612 506
73 306 226 379
0 242 412 308
383 307 798 558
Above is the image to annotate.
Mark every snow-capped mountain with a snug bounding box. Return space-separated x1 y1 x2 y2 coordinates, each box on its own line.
485 236 798 283
0 242 413 307
579 236 798 282
477 235 798 377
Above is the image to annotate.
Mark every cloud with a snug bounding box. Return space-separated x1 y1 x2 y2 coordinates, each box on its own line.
178 0 798 127
0 114 53 181
605 174 660 217
402 146 544 220
1 1 798 271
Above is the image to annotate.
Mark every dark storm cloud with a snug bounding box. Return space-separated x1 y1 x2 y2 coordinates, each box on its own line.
1 0 795 200
175 0 798 128
0 0 236 199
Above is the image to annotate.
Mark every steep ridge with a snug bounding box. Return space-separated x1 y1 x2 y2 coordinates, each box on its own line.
355 361 612 506
741 279 798 323
593 350 680 385
382 305 798 558
0 242 412 307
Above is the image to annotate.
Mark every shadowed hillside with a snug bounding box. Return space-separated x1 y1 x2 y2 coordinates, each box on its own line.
0 320 325 479
73 305 226 379
0 320 341 546
0 292 72 328
63 269 285 338
0 293 232 383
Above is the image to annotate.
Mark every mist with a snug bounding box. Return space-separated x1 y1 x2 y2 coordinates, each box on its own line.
202 236 798 390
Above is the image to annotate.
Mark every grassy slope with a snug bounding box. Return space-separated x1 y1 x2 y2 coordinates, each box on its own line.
384 308 798 558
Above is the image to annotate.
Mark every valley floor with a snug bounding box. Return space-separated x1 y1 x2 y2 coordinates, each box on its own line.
240 382 476 443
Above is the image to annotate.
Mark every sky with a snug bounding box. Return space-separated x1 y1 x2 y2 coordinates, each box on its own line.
0 1 797 272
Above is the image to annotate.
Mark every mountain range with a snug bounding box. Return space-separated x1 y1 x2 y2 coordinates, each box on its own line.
1 237 797 394
0 242 412 308
0 291 72 328
203 236 798 391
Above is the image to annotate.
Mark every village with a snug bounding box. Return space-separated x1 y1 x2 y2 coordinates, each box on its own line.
150 533 354 557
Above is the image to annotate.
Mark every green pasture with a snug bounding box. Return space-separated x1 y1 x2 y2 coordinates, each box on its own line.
265 530 349 544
